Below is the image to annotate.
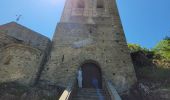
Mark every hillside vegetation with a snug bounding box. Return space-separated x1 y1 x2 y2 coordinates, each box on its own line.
128 36 170 68
124 36 170 100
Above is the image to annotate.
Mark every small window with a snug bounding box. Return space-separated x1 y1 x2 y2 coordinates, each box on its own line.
77 0 85 8
62 55 64 62
97 0 104 8
89 28 92 33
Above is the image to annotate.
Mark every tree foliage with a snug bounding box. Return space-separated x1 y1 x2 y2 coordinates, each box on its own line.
128 36 170 60
153 38 170 59
164 36 170 40
128 43 149 53
128 44 142 52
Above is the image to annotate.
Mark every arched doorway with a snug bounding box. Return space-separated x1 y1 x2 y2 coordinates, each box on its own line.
81 61 102 89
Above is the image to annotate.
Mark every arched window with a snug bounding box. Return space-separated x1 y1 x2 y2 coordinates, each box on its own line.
77 0 85 8
97 0 104 8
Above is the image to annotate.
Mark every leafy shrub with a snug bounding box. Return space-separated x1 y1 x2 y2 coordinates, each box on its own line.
152 39 170 60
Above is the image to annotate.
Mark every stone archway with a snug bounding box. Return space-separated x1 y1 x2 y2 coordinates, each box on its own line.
81 61 102 89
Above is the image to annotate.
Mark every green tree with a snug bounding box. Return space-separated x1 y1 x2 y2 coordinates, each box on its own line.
128 43 143 52
153 38 170 60
164 36 170 40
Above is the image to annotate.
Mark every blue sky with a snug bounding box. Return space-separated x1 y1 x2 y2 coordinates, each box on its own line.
0 0 170 49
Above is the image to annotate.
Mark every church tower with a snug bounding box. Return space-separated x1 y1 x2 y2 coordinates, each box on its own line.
41 0 136 93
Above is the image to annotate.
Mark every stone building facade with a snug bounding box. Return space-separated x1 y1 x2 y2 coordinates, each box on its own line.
0 22 51 85
0 0 136 94
41 0 137 93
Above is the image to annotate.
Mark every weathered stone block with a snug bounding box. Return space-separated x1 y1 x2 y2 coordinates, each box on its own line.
0 44 42 85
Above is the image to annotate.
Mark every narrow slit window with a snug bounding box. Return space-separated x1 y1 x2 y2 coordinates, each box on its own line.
62 55 65 62
97 0 104 8
77 0 85 8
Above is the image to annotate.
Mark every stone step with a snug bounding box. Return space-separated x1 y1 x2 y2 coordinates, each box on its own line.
78 90 102 92
72 96 105 100
77 91 105 95
72 97 100 100
72 88 108 100
75 94 105 98
77 89 104 93
76 94 110 98
76 92 105 96
72 96 109 100
77 88 103 91
72 98 98 100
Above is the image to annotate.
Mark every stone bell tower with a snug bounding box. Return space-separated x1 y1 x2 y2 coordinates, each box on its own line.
41 0 136 93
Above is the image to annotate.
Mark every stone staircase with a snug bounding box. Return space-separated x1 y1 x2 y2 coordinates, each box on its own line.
72 88 109 100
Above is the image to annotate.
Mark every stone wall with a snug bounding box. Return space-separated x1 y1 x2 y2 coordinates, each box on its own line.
0 44 42 85
41 23 136 93
0 22 51 85
40 0 137 93
0 30 19 48
0 22 51 52
61 0 111 23
0 0 137 93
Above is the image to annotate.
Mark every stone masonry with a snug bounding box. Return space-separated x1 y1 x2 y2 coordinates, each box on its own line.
40 0 137 93
0 0 137 94
0 22 51 85
0 43 41 85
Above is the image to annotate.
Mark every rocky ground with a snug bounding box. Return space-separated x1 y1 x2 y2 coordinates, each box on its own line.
0 82 63 100
121 51 170 100
121 80 170 100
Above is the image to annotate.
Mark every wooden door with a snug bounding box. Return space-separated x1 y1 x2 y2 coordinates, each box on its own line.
81 63 102 89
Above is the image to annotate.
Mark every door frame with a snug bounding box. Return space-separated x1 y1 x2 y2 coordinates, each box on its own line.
79 60 102 89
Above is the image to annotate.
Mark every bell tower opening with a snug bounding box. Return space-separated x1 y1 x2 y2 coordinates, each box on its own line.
97 0 104 8
76 0 85 8
80 61 102 89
